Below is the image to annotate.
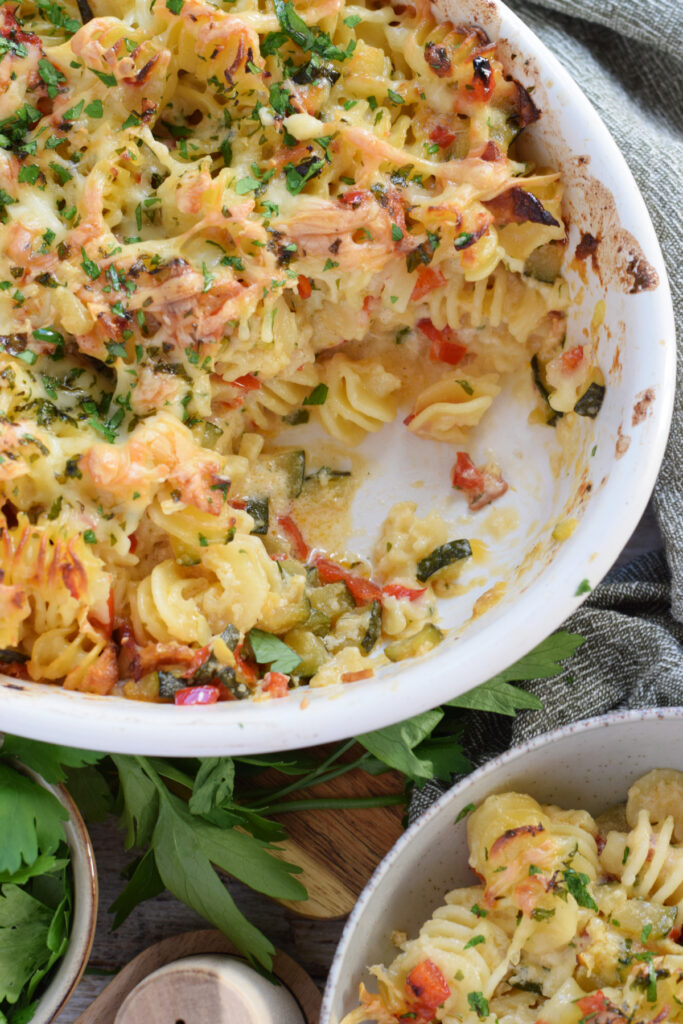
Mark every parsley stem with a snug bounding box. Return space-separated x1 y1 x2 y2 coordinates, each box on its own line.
255 794 405 815
245 739 357 805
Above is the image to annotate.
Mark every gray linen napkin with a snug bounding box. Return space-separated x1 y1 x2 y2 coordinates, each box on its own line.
412 0 683 817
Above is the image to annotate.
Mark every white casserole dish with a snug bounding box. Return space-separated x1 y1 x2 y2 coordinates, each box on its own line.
0 0 675 755
321 708 683 1023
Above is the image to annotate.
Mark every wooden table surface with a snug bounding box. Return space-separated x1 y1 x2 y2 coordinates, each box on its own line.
62 506 663 1021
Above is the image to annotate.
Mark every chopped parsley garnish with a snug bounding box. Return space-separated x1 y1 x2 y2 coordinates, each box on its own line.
38 58 66 99
562 867 598 911
166 0 184 12
268 0 350 63
80 248 100 280
463 935 485 949
471 903 488 918
235 176 260 194
89 68 117 87
302 383 328 406
454 231 474 250
467 992 489 1019
85 99 104 118
323 258 339 271
284 157 325 195
83 529 97 544
391 224 403 241
387 88 403 105
18 165 40 185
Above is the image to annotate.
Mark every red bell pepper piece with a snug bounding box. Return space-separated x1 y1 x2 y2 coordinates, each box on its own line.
174 685 219 706
313 555 382 605
410 266 446 302
429 124 456 149
231 374 261 391
297 274 312 299
263 671 290 698
559 345 584 371
278 514 310 561
382 583 427 601
405 959 450 1017
418 319 467 366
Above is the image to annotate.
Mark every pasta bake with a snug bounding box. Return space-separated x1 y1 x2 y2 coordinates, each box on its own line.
343 769 683 1023
0 0 602 701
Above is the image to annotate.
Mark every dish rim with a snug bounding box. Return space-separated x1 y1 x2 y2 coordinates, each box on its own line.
0 0 676 755
320 706 683 1022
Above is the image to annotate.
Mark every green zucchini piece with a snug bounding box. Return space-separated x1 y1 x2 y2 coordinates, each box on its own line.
304 605 331 636
524 242 564 283
0 648 28 663
201 420 224 449
263 596 312 634
268 450 306 497
305 466 351 483
309 581 355 623
609 900 677 941
361 599 382 654
157 670 187 699
574 382 605 418
221 624 240 650
531 355 562 426
416 540 472 583
246 495 269 535
282 409 310 426
283 628 330 677
385 623 444 662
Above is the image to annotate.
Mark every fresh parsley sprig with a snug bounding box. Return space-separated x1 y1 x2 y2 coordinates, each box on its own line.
0 631 584 972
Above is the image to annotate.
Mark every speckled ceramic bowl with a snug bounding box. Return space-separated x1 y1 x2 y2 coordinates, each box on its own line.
0 0 675 755
19 769 98 1024
322 709 683 1023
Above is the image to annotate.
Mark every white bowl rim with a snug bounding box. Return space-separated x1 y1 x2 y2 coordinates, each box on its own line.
321 706 683 1021
0 0 676 756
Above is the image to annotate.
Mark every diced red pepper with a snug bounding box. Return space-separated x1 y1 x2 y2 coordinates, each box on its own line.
405 959 450 1015
429 124 456 149
128 532 138 554
451 452 508 511
471 56 494 103
186 644 211 676
263 671 290 698
341 669 374 682
382 583 427 601
313 555 382 605
410 266 446 302
278 514 310 561
339 189 369 208
297 274 312 299
234 642 258 684
174 685 219 706
451 452 486 493
418 319 467 366
559 345 585 371
231 374 261 391
107 587 115 634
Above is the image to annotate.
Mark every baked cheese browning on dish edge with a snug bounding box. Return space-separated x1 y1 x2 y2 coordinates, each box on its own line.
343 769 683 1024
0 0 602 701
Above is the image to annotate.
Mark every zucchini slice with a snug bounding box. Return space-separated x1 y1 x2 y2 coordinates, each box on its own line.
574 382 605 418
531 355 562 426
245 496 269 535
385 623 444 662
361 599 382 654
416 540 472 583
283 628 330 677
524 242 564 283
267 450 306 497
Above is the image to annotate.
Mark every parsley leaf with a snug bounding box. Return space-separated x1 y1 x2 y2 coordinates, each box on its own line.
562 866 598 911
248 629 301 675
357 710 444 783
468 992 490 1019
302 382 328 405
85 99 103 118
0 884 54 1004
89 67 117 87
273 0 348 62
0 737 102 785
0 765 67 875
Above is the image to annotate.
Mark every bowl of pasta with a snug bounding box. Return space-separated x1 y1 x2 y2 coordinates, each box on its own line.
322 708 683 1024
0 0 675 754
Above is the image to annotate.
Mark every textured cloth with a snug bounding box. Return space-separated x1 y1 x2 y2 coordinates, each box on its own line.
412 0 683 818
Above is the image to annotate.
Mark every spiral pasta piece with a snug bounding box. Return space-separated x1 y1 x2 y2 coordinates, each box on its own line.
315 355 401 446
407 373 501 444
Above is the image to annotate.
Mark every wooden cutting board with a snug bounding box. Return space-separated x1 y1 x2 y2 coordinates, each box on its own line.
250 744 406 919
